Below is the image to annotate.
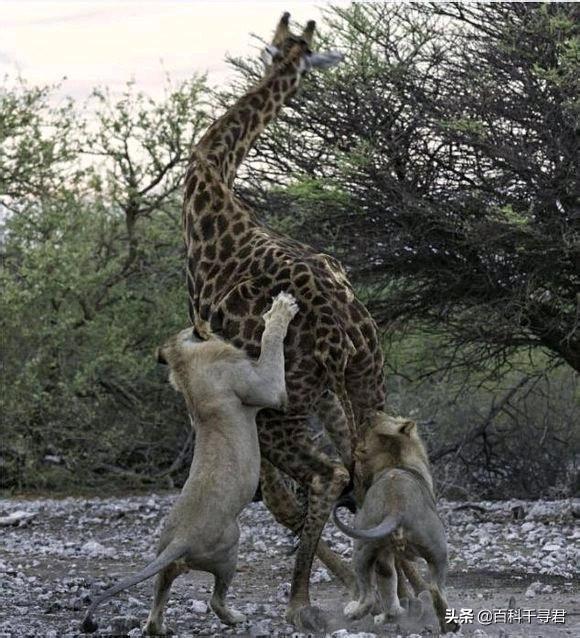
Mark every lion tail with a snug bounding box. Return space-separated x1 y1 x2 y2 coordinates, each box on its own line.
333 501 401 541
80 544 187 633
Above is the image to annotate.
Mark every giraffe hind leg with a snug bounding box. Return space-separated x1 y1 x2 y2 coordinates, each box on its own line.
260 459 354 589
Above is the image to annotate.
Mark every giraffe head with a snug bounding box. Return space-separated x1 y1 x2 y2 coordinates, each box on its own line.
260 12 343 73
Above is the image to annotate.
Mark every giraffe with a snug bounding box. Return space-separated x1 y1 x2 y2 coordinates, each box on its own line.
182 13 386 630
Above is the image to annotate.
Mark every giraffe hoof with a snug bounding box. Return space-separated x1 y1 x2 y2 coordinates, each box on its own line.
80 615 98 634
144 621 174 636
443 620 460 633
286 604 327 632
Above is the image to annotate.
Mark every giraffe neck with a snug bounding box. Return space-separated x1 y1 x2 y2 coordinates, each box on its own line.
194 60 305 188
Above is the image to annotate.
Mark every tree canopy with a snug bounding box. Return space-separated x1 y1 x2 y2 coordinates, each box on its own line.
1 78 208 488
232 2 579 375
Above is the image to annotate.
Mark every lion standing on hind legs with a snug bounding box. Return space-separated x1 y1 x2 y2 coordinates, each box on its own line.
183 13 386 631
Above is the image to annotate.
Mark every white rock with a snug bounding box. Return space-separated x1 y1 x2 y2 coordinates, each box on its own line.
254 539 267 552
80 540 116 557
542 543 561 552
478 534 492 546
252 619 272 636
521 522 535 532
0 511 36 526
244 602 260 614
524 581 542 598
191 599 208 614
276 582 290 603
311 567 331 583
127 595 145 607
527 502 559 520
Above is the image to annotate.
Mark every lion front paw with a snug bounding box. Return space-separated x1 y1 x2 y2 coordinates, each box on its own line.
263 292 299 325
211 603 246 626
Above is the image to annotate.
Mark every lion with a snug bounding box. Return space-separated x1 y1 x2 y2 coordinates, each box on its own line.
333 413 458 633
81 292 298 635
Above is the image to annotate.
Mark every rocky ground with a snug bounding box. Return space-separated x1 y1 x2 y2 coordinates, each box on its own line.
0 494 578 637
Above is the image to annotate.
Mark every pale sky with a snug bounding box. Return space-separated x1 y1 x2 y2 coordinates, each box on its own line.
1 0 350 100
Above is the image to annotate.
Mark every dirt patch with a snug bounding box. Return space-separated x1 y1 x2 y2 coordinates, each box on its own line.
0 494 578 637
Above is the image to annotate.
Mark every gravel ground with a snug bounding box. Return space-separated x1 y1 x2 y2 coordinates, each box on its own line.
0 494 578 637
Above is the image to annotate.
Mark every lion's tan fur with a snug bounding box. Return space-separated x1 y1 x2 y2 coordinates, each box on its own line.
357 412 432 492
81 293 298 636
336 413 457 633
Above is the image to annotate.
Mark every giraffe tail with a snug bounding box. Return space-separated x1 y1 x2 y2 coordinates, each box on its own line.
314 321 357 467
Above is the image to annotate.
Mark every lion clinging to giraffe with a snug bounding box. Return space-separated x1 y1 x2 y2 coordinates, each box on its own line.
182 12 386 631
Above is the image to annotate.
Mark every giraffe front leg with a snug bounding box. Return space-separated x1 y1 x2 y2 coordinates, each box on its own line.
260 459 355 589
187 270 213 341
259 416 350 633
287 464 350 632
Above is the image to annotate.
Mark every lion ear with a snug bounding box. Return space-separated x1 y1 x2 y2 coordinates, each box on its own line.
156 347 168 365
399 420 416 436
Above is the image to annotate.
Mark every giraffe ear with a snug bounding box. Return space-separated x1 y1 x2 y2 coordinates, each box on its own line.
261 44 281 67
